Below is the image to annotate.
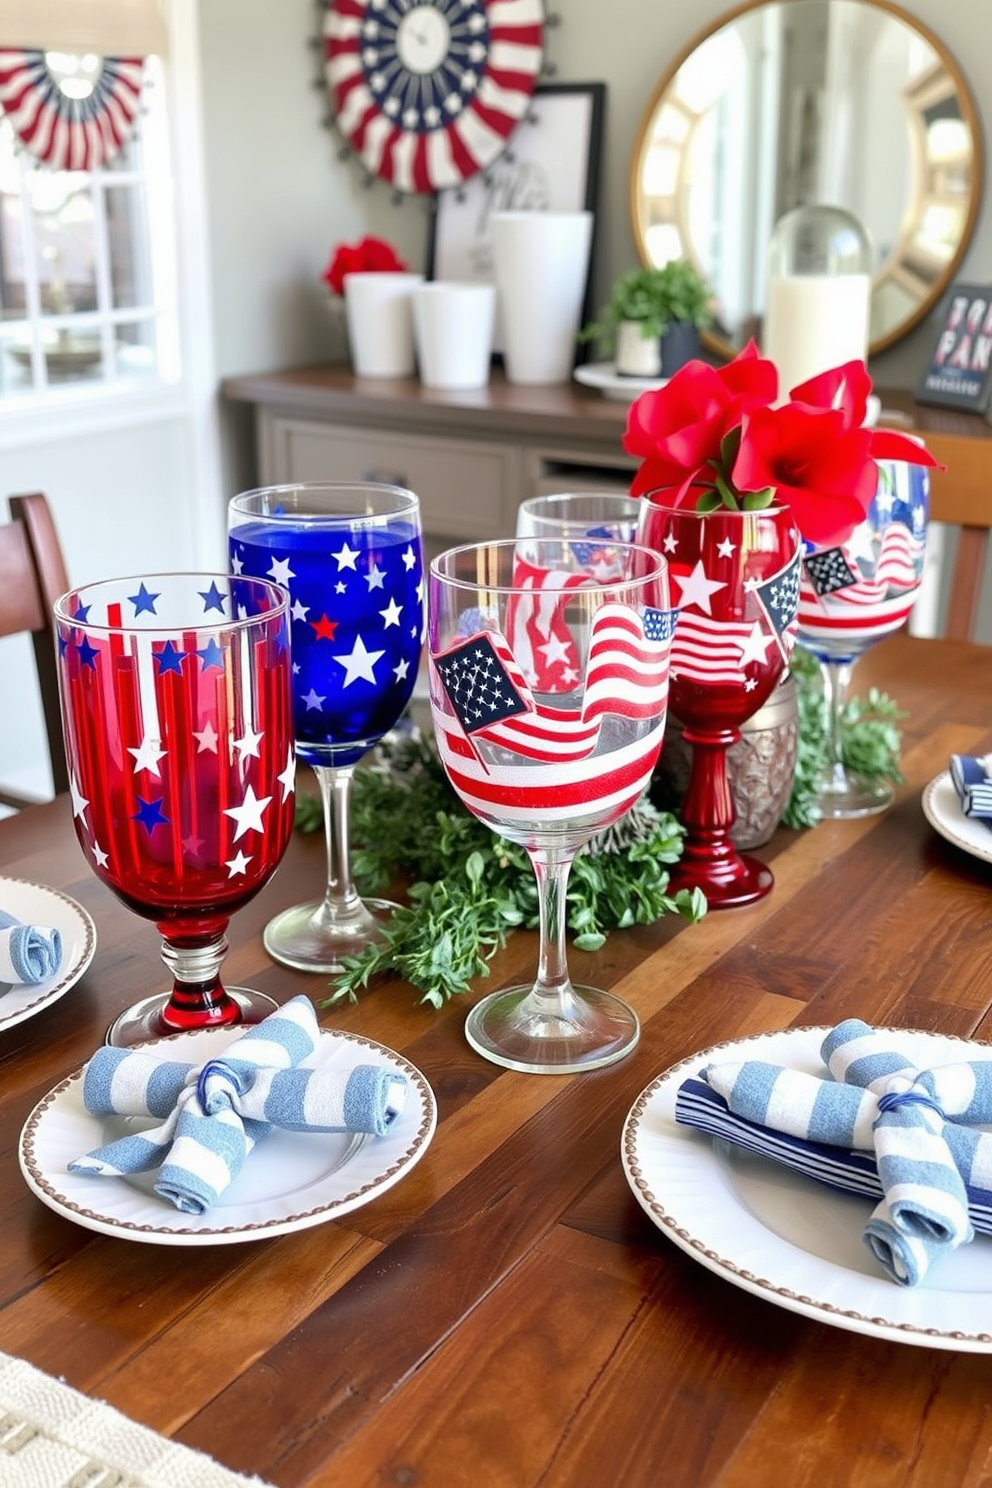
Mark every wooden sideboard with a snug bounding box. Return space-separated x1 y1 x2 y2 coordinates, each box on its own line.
221 365 992 550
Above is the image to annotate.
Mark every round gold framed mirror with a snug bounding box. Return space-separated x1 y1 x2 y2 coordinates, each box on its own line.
630 0 982 360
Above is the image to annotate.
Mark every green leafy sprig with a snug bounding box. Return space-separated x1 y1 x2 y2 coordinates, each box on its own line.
781 645 905 830
296 732 705 1008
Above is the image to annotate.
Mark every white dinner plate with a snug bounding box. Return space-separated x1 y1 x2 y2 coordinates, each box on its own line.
20 1025 437 1245
573 361 667 402
0 877 96 1033
922 770 992 865
621 1025 992 1351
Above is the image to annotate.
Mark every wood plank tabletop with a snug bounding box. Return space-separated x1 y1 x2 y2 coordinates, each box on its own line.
3 628 992 1487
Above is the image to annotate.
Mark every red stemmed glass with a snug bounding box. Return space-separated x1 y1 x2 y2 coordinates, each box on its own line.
54 572 296 1046
638 503 801 907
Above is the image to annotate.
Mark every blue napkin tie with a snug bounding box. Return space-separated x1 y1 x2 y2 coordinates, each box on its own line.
0 907 62 987
678 1019 992 1286
950 755 992 825
68 996 408 1214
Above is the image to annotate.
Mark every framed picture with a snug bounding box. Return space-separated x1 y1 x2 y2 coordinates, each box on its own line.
425 81 606 358
915 281 992 414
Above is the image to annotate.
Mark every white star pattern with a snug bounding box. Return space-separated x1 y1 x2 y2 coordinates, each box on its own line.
333 541 360 571
380 598 403 628
291 599 309 623
231 551 244 574
538 634 572 667
365 563 386 590
402 545 417 570
92 841 109 868
334 634 385 687
70 773 89 826
232 724 263 763
128 735 166 777
673 560 727 614
716 537 736 559
268 556 295 587
737 622 774 666
335 582 347 595
193 721 218 754
393 657 410 682
662 533 678 554
226 850 252 877
303 688 325 710
223 783 272 841
277 746 296 802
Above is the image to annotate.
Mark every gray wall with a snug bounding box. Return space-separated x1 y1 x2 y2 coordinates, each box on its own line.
198 0 991 492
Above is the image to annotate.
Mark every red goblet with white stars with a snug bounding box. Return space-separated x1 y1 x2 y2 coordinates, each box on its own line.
228 483 424 974
638 503 802 908
55 573 296 1046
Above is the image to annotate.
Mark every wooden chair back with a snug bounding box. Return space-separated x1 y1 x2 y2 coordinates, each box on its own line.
927 453 992 641
0 493 70 805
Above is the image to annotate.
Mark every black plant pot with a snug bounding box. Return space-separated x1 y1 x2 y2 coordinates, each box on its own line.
659 322 700 376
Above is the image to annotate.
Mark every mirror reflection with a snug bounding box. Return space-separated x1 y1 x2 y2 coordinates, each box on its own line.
630 0 981 359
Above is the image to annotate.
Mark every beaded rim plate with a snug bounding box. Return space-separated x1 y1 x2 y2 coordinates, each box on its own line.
922 770 992 866
621 1025 992 1351
0 878 96 1033
19 1025 437 1245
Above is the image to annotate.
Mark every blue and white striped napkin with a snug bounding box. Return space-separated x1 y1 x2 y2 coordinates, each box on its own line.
0 907 62 988
950 755 992 825
68 996 408 1215
677 1019 992 1286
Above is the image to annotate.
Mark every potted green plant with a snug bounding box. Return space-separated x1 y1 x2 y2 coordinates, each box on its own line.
582 260 714 377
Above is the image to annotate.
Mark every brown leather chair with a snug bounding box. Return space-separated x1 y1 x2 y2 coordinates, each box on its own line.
0 493 70 807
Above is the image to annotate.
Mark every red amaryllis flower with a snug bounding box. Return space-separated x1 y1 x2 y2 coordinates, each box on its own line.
321 235 407 295
622 340 777 503
792 359 944 473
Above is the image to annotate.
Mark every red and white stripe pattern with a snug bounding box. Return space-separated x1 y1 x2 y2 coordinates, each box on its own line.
0 51 145 169
669 612 759 688
799 520 924 646
507 556 590 692
324 0 543 193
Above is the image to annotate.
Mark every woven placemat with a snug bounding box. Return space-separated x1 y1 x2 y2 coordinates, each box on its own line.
0 1352 273 1487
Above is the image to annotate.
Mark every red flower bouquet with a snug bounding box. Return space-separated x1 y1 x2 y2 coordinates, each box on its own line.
321 235 408 296
623 341 941 546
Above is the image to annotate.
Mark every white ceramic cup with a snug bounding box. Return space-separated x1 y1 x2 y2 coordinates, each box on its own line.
413 282 496 390
490 211 594 385
344 271 424 378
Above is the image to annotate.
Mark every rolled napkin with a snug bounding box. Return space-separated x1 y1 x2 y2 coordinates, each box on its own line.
950 754 992 824
0 906 62 988
68 995 408 1215
686 1019 992 1286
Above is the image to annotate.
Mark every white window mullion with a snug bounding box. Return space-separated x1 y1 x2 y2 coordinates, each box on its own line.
89 171 117 379
17 150 46 391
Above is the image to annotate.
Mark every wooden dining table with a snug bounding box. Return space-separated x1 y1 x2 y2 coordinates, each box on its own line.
4 627 992 1487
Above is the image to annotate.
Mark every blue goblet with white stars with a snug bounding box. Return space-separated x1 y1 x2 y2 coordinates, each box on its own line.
228 483 424 973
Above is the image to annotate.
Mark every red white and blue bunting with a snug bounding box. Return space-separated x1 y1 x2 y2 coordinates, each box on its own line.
0 50 145 170
324 0 544 194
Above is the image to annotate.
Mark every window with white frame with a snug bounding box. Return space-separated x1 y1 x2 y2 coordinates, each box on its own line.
0 55 179 402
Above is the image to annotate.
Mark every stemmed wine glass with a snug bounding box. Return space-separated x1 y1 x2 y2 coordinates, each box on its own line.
796 458 930 817
637 501 802 908
228 482 424 973
428 538 674 1073
54 572 296 1046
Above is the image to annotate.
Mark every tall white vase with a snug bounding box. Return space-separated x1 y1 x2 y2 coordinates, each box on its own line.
491 211 593 386
344 271 424 378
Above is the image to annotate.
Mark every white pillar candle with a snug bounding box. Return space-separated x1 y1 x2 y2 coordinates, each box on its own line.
764 272 870 399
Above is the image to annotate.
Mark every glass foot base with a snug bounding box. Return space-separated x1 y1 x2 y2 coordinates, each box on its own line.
263 897 400 975
669 850 773 909
105 987 279 1048
465 984 640 1074
816 771 894 819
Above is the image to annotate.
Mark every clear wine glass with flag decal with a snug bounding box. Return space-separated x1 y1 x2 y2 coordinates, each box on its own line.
796 458 930 817
228 483 424 973
428 537 675 1074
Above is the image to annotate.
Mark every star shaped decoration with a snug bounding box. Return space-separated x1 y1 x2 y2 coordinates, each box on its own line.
333 634 385 687
303 688 325 711
673 560 727 615
226 850 252 877
277 746 296 802
128 734 167 777
393 657 410 682
310 613 338 642
538 634 573 667
402 545 417 570
232 723 263 762
196 637 225 672
716 537 736 559
154 640 186 675
92 841 109 869
198 581 227 614
223 783 272 841
335 581 347 595
129 583 160 615
131 796 170 834
380 598 403 628
230 550 244 574
662 533 678 554
268 556 296 587
78 636 100 670
737 622 774 667
364 563 386 590
291 599 309 624
193 720 219 753
332 541 360 571
70 773 90 826
182 834 204 859
844 524 877 568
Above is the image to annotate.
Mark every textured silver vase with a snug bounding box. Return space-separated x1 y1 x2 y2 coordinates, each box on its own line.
655 672 799 849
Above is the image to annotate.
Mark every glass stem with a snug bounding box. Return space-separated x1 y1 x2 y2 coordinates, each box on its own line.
821 658 855 782
314 763 362 915
530 846 577 1005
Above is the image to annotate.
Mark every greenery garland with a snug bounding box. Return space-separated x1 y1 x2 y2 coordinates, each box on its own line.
294 649 903 1005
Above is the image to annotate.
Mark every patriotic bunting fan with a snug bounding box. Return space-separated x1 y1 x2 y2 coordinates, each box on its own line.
0 50 146 170
323 0 545 194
